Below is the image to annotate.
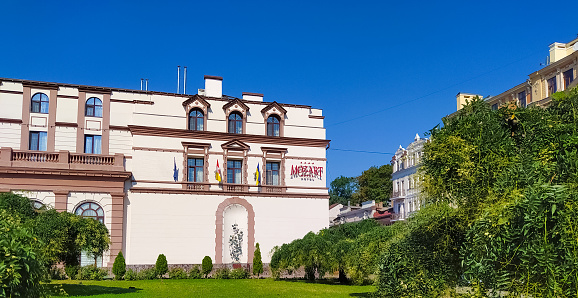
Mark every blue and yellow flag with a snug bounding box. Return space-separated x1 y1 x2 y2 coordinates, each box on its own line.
255 163 261 186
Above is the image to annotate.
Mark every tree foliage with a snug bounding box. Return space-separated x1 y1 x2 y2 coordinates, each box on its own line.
155 254 168 278
252 243 263 277
112 251 126 280
329 176 358 205
353 164 393 204
201 256 213 278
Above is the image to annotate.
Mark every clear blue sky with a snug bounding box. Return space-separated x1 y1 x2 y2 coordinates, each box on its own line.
1 0 577 185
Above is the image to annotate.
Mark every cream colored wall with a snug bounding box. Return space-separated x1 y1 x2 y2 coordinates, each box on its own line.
13 190 56 208
56 97 78 123
0 89 23 120
124 192 328 265
54 127 77 151
109 130 132 155
0 123 21 148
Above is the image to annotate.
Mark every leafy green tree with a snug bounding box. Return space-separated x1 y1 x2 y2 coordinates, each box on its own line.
0 192 36 220
0 210 45 298
75 217 110 267
155 254 168 278
112 251 126 280
201 256 213 278
252 243 263 277
353 165 393 205
329 176 358 205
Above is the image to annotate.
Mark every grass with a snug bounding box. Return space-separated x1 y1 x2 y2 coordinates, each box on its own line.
46 279 375 297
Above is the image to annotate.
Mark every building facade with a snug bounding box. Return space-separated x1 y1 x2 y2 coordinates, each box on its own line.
0 75 329 267
456 37 578 112
390 134 427 221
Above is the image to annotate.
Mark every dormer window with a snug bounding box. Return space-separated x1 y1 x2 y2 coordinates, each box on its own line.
228 112 243 134
85 97 103 117
31 93 49 114
189 109 204 131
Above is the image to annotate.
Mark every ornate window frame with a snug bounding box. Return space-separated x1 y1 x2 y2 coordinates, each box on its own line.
221 139 250 185
261 101 286 137
182 95 210 131
182 141 211 190
261 147 287 189
223 98 249 134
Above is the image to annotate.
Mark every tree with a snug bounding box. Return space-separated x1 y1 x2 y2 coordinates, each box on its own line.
201 256 213 278
252 243 263 277
75 217 110 267
329 176 358 205
155 254 168 278
0 192 36 221
353 164 393 205
112 251 126 280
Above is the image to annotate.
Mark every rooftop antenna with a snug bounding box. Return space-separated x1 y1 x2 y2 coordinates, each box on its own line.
140 78 143 91
177 65 181 94
183 66 187 94
145 79 149 91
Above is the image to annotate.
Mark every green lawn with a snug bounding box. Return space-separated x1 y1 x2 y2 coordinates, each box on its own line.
46 279 375 297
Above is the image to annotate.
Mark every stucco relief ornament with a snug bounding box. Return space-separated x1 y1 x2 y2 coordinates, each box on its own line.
229 223 244 263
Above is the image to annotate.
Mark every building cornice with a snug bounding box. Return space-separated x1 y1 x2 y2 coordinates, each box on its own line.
128 125 330 147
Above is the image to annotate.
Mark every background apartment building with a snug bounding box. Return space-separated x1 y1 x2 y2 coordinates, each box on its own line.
0 75 329 267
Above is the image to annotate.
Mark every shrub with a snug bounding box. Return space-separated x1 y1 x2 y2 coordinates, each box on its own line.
201 256 213 278
78 265 107 281
0 210 45 298
188 266 202 279
65 265 80 280
252 243 263 277
168 267 187 279
137 267 157 280
124 269 137 281
155 254 168 278
49 267 67 280
213 268 230 279
112 251 126 280
230 268 249 279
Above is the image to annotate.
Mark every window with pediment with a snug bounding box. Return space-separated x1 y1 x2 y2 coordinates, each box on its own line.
189 109 204 131
267 115 280 137
228 112 243 134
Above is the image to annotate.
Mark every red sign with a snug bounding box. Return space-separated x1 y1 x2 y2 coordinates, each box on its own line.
291 162 323 181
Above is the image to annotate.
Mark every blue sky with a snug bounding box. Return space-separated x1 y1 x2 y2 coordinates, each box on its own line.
1 0 577 184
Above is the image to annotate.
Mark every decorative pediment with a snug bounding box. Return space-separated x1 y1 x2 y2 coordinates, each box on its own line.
261 101 287 117
182 95 211 112
221 139 250 151
222 98 249 115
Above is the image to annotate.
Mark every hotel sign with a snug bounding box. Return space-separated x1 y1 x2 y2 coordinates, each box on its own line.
291 162 324 181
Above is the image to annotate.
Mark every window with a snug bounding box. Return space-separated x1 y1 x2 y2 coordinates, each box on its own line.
228 112 243 134
75 202 105 267
547 76 557 96
85 97 103 117
564 69 574 89
84 135 102 154
227 160 242 184
518 91 526 108
266 162 280 185
491 103 498 110
188 109 204 131
31 200 44 209
31 93 49 113
29 131 47 151
75 202 104 223
187 158 204 182
267 115 280 136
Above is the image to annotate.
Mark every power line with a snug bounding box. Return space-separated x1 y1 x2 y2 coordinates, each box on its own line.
326 49 544 127
329 148 395 155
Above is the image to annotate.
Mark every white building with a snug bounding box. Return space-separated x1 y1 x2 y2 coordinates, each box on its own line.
0 75 329 267
390 134 427 221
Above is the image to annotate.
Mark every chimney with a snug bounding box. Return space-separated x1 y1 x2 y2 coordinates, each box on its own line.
204 75 223 98
456 92 482 111
242 92 264 102
549 42 568 64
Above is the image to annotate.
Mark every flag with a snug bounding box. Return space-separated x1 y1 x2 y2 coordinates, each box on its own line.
173 158 179 182
216 160 222 182
255 163 261 186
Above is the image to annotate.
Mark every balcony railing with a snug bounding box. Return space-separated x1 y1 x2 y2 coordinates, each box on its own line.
224 184 248 192
261 185 286 194
0 148 125 172
184 182 209 191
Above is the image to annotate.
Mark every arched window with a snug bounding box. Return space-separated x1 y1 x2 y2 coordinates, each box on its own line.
228 112 243 134
31 200 44 210
31 93 49 114
74 202 104 223
266 115 280 137
188 109 204 131
85 97 103 117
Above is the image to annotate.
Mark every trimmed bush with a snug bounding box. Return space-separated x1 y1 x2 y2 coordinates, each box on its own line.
230 268 249 279
252 243 263 277
202 256 213 278
124 269 137 281
112 251 126 280
168 267 187 279
188 266 202 279
213 268 230 279
65 265 80 280
137 267 157 280
155 254 168 278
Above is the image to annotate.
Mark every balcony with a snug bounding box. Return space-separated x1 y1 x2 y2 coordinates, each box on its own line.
184 182 209 191
260 185 286 194
0 148 125 172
